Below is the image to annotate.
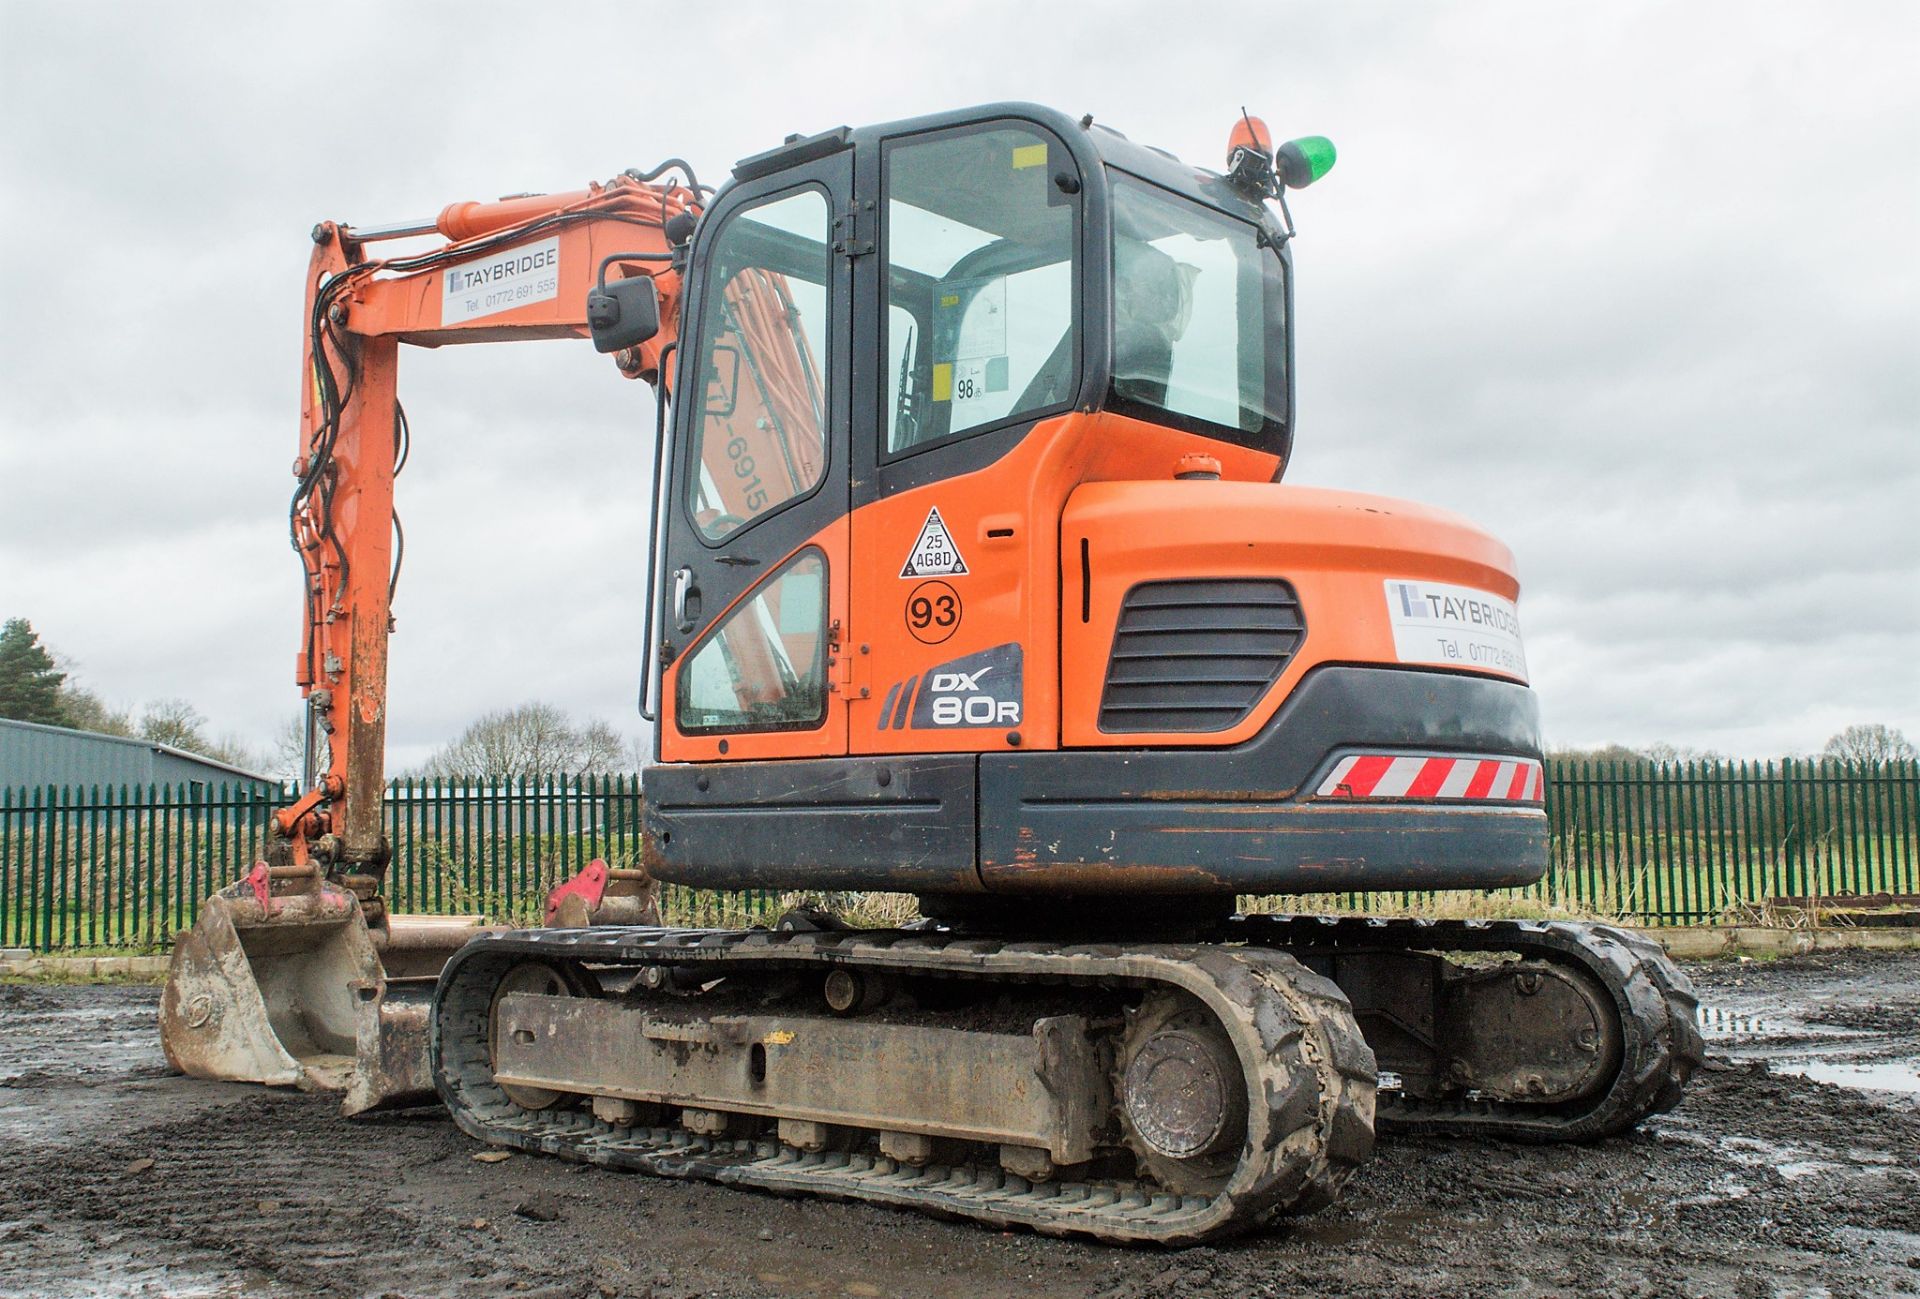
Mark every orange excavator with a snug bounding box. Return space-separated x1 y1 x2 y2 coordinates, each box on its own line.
161 104 1702 1243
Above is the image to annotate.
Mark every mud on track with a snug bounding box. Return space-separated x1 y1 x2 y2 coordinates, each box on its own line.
1 952 1917 1299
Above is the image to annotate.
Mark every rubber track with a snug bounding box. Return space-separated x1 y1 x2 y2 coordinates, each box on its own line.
1225 915 1705 1141
430 927 1377 1245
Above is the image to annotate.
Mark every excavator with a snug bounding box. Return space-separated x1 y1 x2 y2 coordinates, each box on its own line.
159 103 1703 1244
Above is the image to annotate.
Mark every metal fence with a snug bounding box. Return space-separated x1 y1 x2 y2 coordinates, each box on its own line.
2 760 1916 951
1540 756 1919 924
0 776 784 953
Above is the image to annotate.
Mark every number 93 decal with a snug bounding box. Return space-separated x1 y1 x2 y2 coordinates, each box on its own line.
905 580 961 645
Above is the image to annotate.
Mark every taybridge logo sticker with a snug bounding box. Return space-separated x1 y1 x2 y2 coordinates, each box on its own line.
876 643 1021 730
899 507 968 578
441 236 561 326
1383 579 1529 682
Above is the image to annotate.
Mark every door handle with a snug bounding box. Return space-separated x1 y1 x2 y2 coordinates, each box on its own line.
672 567 699 633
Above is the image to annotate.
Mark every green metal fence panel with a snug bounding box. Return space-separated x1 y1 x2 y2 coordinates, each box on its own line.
3 761 1917 951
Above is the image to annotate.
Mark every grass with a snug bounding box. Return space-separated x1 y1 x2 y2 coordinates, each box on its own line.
0 967 167 986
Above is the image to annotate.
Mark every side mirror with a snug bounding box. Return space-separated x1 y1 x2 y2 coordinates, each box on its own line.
586 276 661 353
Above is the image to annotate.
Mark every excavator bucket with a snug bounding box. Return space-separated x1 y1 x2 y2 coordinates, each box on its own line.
159 873 490 1115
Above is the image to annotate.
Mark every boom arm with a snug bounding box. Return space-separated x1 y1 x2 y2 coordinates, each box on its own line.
281 172 698 912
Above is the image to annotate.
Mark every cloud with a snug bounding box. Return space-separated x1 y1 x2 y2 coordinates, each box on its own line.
2 0 1914 769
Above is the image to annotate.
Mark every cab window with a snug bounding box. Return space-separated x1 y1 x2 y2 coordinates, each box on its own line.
685 188 832 541
677 550 827 734
1109 176 1288 448
883 125 1078 455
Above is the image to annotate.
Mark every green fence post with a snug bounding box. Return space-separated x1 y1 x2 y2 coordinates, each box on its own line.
1902 760 1914 894
82 783 97 948
1 786 12 949
53 783 69 949
487 775 501 917
456 775 469 913
37 785 55 951
382 776 396 914
1868 759 1889 893
1782 758 1802 904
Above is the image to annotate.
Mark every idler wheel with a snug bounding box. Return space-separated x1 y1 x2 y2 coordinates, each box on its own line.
1118 993 1250 1193
488 960 595 1111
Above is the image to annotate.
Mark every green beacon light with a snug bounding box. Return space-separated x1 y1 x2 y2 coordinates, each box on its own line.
1276 136 1337 189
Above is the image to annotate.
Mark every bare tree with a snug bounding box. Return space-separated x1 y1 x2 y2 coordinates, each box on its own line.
202 732 271 774
1822 724 1917 764
1641 742 1723 765
139 698 208 752
577 719 626 773
270 713 311 782
417 702 631 778
57 685 135 737
126 698 268 773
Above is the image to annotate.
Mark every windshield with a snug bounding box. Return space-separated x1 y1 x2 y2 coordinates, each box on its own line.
1109 176 1288 448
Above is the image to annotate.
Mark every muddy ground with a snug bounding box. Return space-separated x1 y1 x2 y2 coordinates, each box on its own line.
1 951 1916 1299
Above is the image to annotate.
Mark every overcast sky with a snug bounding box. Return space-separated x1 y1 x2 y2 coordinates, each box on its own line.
1 1 1915 771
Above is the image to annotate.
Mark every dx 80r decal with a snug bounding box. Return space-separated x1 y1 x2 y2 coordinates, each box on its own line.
876 643 1022 730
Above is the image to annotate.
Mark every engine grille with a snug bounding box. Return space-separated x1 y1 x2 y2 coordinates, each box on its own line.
1097 579 1305 733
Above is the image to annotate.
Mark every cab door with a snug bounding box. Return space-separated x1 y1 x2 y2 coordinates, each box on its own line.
657 149 853 763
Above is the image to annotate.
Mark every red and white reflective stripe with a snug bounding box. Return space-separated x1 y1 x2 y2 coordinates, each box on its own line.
1316 754 1543 803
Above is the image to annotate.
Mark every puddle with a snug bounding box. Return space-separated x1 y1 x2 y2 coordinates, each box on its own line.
0 1004 168 1088
1717 1137 1848 1177
1695 1004 1869 1043
0 1216 291 1299
1775 1160 1833 1180
1697 1006 1778 1037
1770 1057 1920 1095
1715 1134 1803 1168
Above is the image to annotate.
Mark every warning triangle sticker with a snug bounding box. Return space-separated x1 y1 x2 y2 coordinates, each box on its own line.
900 507 968 578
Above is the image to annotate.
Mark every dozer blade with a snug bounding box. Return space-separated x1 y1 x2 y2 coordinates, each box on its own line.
345 916 498 1116
342 974 436 1117
160 876 491 1114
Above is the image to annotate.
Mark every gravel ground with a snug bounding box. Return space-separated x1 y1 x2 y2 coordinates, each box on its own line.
1 950 1916 1299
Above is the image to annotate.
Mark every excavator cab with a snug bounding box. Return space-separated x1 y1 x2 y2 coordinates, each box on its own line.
642 105 1541 918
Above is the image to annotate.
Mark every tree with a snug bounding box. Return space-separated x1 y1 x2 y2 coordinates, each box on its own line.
0 619 68 725
57 685 135 737
139 698 209 752
201 732 271 774
1641 742 1723 765
1823 724 1917 764
416 702 630 778
1547 744 1646 765
271 713 313 782
130 698 268 771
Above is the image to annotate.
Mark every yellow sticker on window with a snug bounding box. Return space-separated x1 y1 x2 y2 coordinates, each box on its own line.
1011 143 1048 170
932 362 953 402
